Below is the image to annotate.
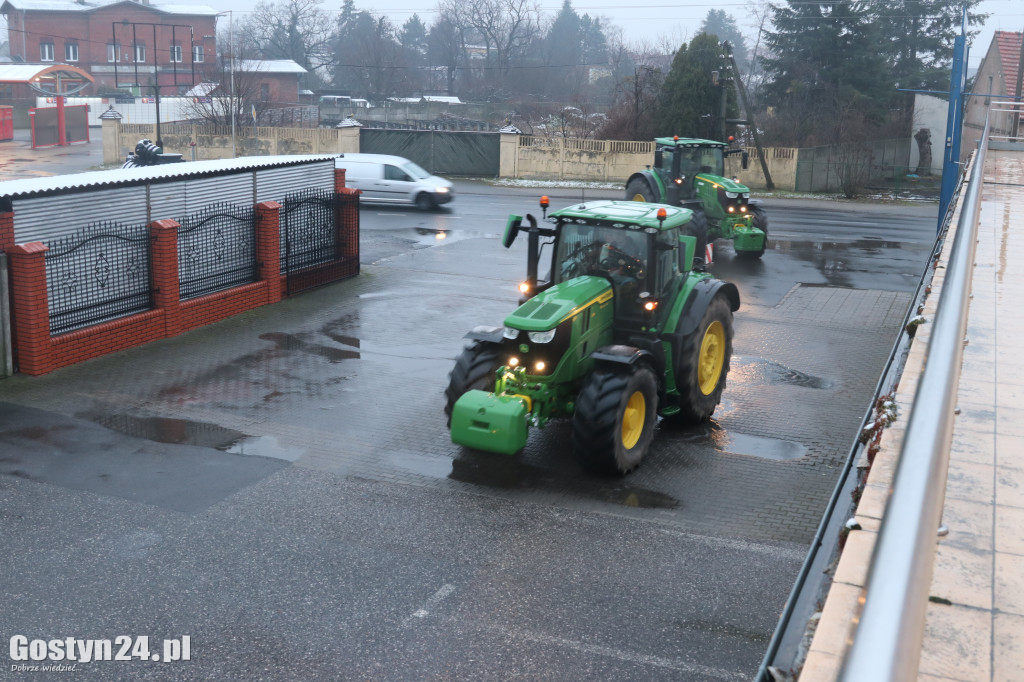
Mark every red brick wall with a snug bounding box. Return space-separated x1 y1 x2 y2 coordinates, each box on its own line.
11 6 216 93
4 193 358 376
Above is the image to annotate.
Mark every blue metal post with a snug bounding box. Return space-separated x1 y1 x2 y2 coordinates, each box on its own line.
938 15 969 230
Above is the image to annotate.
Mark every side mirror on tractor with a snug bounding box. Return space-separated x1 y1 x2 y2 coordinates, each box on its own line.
503 214 522 248
742 150 749 170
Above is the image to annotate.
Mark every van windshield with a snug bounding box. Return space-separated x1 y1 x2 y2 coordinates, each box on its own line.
402 161 431 180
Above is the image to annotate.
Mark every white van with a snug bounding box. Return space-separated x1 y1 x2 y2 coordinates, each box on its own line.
336 153 454 210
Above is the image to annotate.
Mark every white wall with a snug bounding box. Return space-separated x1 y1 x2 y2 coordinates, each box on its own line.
34 96 202 127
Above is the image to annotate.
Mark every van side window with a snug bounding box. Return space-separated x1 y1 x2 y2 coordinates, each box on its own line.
384 165 411 182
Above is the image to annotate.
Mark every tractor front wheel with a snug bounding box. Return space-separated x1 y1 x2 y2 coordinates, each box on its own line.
674 294 733 423
573 366 658 475
626 178 656 203
685 209 710 269
445 341 501 426
738 205 768 259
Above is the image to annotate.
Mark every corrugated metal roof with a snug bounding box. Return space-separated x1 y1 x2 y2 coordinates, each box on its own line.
0 155 340 199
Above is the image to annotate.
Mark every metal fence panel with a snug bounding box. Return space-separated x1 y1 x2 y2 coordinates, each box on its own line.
359 129 499 176
44 221 154 335
256 161 335 204
13 186 149 245
176 203 257 301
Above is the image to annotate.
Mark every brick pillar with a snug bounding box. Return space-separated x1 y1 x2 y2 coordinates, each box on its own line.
0 211 14 251
7 242 53 375
336 188 360 269
255 201 282 304
334 168 347 191
149 219 182 337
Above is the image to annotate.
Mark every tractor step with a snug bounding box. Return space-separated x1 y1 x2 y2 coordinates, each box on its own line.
450 390 530 455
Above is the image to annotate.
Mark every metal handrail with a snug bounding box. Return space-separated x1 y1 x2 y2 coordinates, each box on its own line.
839 113 990 680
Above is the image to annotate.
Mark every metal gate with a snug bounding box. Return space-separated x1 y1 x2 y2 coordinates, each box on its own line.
177 203 258 301
281 188 343 296
359 129 499 176
44 221 154 335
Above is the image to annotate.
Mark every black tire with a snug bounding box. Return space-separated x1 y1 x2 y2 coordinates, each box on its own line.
445 341 501 426
626 177 656 203
674 294 733 423
685 209 710 269
738 204 768 259
573 365 658 475
415 192 435 211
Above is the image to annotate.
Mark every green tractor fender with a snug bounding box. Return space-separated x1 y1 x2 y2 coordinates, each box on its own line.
590 344 657 369
668 278 740 339
463 324 506 344
625 170 666 203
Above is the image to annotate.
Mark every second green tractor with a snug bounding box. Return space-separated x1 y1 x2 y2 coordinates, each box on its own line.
626 136 768 260
445 198 740 475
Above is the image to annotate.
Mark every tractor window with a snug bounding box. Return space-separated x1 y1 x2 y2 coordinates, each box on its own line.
660 148 674 173
656 230 678 293
555 225 649 306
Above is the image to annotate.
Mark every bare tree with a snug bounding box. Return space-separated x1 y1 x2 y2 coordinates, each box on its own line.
244 0 333 87
186 39 275 127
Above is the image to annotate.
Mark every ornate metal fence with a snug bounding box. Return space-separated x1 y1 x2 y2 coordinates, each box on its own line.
44 221 154 335
281 188 340 295
177 203 258 301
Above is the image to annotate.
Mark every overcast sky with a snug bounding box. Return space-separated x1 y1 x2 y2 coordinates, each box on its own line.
205 0 1023 69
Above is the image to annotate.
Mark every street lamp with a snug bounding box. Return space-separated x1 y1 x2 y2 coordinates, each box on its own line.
217 10 236 157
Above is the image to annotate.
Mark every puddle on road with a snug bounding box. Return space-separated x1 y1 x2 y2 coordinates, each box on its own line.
671 422 807 461
730 356 834 389
78 413 303 461
259 332 360 362
412 227 494 246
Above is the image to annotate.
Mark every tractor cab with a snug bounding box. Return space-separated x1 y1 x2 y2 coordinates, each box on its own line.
546 201 697 328
653 137 738 202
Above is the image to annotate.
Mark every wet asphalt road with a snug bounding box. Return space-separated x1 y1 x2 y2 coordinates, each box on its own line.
0 182 939 680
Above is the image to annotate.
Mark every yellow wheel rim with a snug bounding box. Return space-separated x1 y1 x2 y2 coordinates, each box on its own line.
631 193 647 202
621 390 646 449
698 321 726 395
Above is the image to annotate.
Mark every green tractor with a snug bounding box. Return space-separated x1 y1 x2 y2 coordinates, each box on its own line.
445 198 740 475
626 137 768 260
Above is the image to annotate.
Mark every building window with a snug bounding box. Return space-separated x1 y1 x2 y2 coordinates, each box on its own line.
65 42 79 62
40 41 54 62
133 43 146 63
170 44 182 63
107 43 121 62
260 83 269 101
192 45 204 63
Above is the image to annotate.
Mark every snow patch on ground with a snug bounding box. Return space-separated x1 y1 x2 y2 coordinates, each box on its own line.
488 178 624 191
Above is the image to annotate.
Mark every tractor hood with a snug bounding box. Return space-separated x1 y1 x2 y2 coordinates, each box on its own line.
504 276 612 332
696 173 750 194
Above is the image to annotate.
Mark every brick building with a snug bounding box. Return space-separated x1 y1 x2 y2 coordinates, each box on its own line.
1 0 219 94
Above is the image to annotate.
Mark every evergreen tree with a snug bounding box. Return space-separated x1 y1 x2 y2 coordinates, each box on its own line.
654 33 737 139
760 1 892 144
700 10 747 74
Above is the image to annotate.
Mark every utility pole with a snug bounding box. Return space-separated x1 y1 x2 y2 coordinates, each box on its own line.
724 41 774 190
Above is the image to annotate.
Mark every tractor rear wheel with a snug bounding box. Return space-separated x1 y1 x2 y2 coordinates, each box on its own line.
445 341 501 426
738 205 768 259
626 178 656 203
674 294 733 423
573 365 658 475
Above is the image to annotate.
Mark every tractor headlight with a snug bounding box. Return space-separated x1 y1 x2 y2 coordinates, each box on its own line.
528 329 556 343
503 326 520 340
725 191 738 198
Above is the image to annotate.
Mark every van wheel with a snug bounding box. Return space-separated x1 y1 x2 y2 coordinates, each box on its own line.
415 193 435 211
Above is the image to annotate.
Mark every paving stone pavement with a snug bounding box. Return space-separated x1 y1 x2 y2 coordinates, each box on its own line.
0 234 911 546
